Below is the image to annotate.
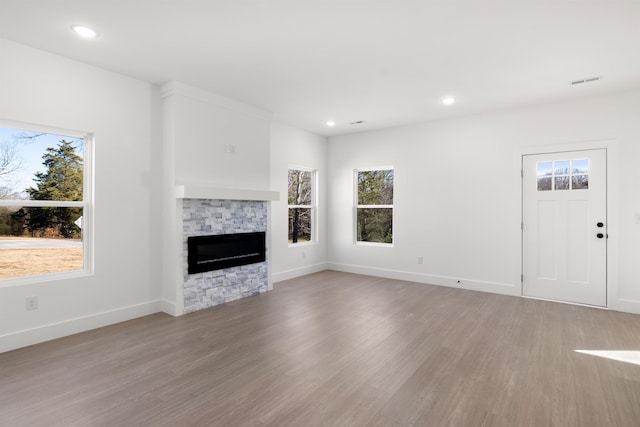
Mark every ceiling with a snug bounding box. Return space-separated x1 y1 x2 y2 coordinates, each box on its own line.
1 1 639 136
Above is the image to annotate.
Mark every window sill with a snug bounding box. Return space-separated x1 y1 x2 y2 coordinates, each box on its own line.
288 241 316 248
355 241 394 248
0 269 92 288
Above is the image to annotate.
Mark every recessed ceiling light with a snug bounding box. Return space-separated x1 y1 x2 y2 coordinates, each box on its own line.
326 120 336 127
442 97 456 105
71 25 97 39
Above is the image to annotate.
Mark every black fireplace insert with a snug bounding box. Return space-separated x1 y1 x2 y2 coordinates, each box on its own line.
187 231 266 274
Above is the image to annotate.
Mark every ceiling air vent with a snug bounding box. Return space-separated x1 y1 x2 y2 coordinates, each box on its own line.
570 76 602 85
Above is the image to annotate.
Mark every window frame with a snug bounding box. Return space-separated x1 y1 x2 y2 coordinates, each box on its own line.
287 166 317 246
0 119 94 285
354 166 394 246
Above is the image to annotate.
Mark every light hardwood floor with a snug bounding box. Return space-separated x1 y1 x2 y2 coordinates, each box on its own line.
2 271 640 426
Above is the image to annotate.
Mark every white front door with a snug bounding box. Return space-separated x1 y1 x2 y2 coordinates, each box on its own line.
522 149 607 306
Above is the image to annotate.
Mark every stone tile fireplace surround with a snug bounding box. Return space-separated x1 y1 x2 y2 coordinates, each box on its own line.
176 186 279 314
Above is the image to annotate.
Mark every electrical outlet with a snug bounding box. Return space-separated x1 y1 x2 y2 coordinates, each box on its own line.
25 296 38 311
417 256 423 265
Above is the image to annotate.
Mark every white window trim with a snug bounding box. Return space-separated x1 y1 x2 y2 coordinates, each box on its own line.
0 119 94 286
354 167 394 246
287 166 317 246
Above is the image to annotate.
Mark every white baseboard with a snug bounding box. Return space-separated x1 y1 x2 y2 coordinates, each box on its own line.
0 300 162 354
272 263 329 283
610 298 640 315
327 262 519 297
160 298 179 317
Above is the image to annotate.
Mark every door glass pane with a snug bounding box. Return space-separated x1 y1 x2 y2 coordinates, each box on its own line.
537 177 552 191
536 162 552 177
572 175 589 190
571 159 589 174
554 160 569 175
555 176 570 190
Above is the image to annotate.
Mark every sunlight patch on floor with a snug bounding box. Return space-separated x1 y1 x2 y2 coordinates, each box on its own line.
575 350 640 366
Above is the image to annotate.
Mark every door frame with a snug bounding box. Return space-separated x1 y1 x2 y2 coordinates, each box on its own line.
516 140 619 309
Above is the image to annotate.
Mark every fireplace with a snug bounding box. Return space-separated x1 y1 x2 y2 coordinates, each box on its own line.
187 231 266 274
181 198 270 313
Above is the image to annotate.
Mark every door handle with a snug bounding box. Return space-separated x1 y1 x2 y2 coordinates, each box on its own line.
597 233 604 239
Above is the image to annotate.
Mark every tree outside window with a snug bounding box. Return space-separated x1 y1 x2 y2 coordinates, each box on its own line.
356 169 393 244
14 140 83 238
288 169 314 244
0 125 89 281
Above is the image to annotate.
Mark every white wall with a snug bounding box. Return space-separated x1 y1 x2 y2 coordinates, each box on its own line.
327 89 640 313
270 122 328 281
0 39 163 352
164 82 272 189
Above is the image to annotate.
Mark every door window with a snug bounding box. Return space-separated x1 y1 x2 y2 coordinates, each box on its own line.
537 159 589 191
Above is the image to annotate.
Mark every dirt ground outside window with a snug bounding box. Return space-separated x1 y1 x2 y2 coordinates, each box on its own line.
0 238 83 279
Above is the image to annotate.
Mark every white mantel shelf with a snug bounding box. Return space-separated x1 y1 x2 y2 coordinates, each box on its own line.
175 185 280 201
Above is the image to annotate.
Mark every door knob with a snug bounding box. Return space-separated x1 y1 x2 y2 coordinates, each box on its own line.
597 222 604 228
597 233 604 239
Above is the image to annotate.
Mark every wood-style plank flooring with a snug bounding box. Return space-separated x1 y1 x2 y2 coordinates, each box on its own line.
2 271 640 426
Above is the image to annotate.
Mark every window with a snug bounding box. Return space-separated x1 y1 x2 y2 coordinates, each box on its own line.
356 168 394 244
536 159 589 191
288 168 315 244
0 122 92 282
